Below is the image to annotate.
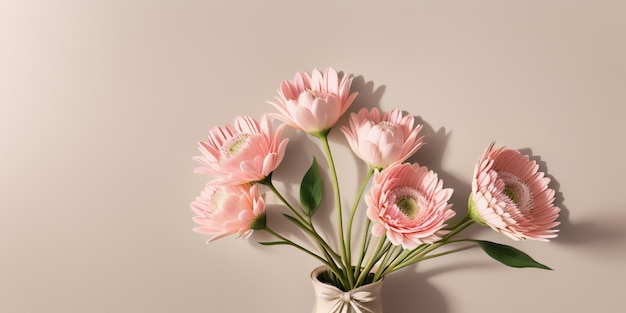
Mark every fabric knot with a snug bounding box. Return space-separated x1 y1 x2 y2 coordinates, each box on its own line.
318 288 376 313
342 292 352 303
311 266 382 313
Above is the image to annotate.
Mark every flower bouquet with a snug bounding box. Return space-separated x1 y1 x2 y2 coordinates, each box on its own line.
190 67 560 312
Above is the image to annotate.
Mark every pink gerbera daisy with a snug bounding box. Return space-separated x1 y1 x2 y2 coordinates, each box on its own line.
469 142 560 241
341 108 425 169
193 114 288 185
191 184 266 242
268 67 358 135
365 163 456 250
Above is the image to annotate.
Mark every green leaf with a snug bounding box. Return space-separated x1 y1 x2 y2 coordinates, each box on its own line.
477 240 552 270
300 157 323 216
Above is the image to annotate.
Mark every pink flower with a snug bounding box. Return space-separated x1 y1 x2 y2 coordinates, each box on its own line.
341 108 425 169
365 163 455 250
268 67 358 135
191 184 266 242
194 115 288 185
469 142 560 241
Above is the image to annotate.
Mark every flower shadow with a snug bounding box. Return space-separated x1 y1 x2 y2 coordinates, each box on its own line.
509 150 626 258
382 268 449 313
329 72 388 145
556 213 626 257
382 261 492 313
407 119 474 227
522 150 626 253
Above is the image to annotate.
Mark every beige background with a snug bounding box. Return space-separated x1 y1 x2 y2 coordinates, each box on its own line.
1 1 625 312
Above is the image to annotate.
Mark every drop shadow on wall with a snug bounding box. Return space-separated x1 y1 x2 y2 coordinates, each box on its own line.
521 150 626 257
381 260 494 313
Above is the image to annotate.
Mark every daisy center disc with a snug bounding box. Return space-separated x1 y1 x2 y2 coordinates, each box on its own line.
503 186 520 204
397 196 419 218
222 134 251 158
306 89 330 99
377 121 397 134
498 171 534 213
209 188 226 214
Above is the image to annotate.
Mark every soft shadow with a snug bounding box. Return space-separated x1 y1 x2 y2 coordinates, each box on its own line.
327 74 386 144
549 190 626 256
510 150 626 255
556 215 626 255
382 267 448 313
407 119 473 227
382 261 493 313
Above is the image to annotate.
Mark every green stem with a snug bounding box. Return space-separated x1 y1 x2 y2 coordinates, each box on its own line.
373 245 402 281
264 227 323 265
355 235 387 286
416 245 475 261
264 226 349 290
259 176 308 225
261 175 343 264
385 216 475 274
346 168 375 276
319 133 353 287
355 219 372 277
442 213 473 240
392 242 475 272
308 214 346 276
372 241 393 263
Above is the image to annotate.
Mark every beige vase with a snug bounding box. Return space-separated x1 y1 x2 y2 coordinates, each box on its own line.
310 266 384 313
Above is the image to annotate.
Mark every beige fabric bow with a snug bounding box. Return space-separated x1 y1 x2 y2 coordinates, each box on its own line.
310 266 384 313
317 286 376 313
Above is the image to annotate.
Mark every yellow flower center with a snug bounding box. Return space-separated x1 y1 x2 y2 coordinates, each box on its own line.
503 186 519 204
498 171 534 213
306 89 330 99
210 188 226 213
397 196 419 218
222 134 251 158
377 121 396 134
